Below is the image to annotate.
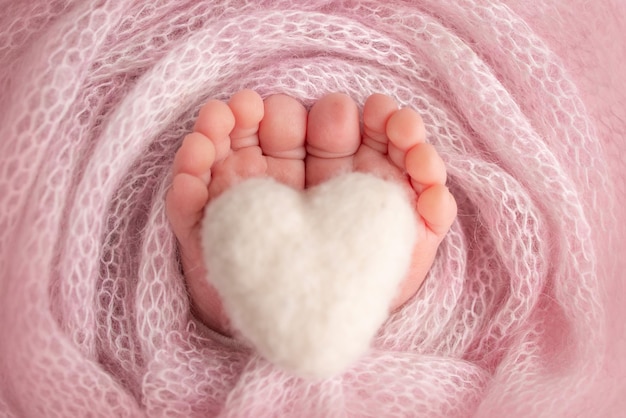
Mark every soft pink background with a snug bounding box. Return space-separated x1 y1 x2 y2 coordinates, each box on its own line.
0 1 624 416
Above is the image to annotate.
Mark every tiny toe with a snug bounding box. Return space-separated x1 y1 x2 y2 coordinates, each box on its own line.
417 184 457 237
362 93 398 152
387 108 426 150
228 89 265 149
306 93 360 158
194 99 236 161
258 94 307 159
172 132 216 184
405 143 447 191
386 108 426 167
166 173 210 243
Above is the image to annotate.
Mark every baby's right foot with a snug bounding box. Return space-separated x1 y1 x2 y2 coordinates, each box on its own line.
166 90 308 334
306 93 457 310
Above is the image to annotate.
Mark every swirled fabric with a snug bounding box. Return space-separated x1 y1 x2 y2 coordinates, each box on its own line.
0 1 624 417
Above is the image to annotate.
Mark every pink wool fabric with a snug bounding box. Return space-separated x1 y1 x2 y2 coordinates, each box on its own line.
0 1 624 417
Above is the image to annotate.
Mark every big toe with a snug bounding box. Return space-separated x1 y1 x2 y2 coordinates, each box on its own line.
306 93 360 158
306 93 361 186
259 94 307 159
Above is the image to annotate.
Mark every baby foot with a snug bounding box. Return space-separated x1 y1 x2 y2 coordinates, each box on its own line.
306 93 457 310
166 90 307 334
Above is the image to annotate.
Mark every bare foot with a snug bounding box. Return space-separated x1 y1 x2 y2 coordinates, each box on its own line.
166 90 307 334
306 93 457 310
166 90 456 336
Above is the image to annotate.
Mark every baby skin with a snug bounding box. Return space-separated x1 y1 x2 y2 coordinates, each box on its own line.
166 90 457 335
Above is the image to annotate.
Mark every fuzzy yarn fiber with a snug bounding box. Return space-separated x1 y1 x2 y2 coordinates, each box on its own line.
0 1 624 417
202 174 417 379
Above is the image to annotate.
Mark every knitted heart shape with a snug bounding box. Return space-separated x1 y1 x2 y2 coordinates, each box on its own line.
201 172 418 378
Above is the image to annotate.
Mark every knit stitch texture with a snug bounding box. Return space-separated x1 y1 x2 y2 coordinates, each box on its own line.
0 1 624 417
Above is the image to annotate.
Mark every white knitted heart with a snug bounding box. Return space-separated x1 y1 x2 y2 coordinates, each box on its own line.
201 172 418 378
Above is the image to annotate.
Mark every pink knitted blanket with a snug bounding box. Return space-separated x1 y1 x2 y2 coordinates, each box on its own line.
1 1 625 417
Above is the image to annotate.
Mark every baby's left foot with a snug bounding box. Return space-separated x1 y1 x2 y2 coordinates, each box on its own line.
166 90 307 334
306 93 457 310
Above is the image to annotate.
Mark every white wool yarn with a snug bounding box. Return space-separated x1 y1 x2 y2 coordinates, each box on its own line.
201 173 418 378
